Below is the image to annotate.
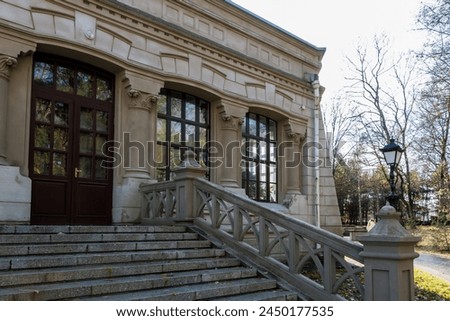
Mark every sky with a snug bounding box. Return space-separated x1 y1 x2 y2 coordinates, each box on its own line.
232 0 427 104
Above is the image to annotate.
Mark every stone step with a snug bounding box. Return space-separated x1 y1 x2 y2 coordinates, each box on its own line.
0 225 187 234
0 257 242 287
0 239 212 256
79 277 279 301
0 267 260 301
0 248 226 271
0 225 297 301
0 231 199 244
213 290 298 301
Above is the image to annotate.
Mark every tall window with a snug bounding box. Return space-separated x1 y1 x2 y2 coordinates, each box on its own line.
242 113 278 202
156 89 209 181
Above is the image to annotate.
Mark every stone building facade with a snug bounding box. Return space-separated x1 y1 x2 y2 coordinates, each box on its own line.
0 0 342 233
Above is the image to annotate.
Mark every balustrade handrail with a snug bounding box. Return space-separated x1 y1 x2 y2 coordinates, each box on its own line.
140 175 365 300
193 178 364 261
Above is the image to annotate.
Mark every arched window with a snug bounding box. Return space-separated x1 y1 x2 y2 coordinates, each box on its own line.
156 89 209 181
241 113 278 202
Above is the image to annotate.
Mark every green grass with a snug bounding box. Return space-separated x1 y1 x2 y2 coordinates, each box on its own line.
415 269 450 301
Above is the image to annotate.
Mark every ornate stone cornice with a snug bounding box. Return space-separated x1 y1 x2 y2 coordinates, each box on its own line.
127 88 159 111
0 56 17 80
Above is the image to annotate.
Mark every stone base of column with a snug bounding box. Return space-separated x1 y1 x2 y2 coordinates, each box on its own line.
0 166 31 223
112 176 156 224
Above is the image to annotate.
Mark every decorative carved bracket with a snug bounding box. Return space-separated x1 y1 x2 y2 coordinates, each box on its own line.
220 112 243 130
0 56 17 80
127 88 159 111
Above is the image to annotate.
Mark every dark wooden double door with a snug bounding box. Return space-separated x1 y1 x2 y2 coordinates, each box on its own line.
30 55 114 225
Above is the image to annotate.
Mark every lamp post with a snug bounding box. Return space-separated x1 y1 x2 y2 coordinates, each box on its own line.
380 138 403 207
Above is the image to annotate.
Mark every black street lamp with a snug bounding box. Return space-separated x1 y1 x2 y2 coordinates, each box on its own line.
380 138 403 205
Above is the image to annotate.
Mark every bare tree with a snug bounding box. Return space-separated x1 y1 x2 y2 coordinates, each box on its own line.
345 35 421 221
322 93 360 176
416 0 450 223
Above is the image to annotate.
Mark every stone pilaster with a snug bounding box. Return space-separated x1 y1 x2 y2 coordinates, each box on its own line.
0 55 17 165
281 119 310 222
215 100 247 190
112 72 163 224
123 87 159 179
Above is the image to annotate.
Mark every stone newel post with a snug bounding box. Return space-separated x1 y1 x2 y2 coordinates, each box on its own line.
173 150 207 221
358 203 421 300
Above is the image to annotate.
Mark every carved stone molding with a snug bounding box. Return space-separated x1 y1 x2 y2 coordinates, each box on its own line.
127 88 159 111
220 113 243 131
0 56 17 80
286 131 305 144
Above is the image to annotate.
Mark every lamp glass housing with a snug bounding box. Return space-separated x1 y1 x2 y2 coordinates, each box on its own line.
380 139 403 167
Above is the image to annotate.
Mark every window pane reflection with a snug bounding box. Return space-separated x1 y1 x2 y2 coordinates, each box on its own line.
54 102 69 126
96 111 108 132
77 71 94 97
56 66 74 93
35 98 52 123
53 153 67 176
80 108 93 130
33 62 54 87
34 151 50 175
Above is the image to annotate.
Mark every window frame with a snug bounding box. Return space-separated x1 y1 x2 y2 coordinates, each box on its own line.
241 112 278 203
156 89 210 181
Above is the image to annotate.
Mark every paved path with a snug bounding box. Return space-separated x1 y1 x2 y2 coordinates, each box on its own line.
415 252 450 284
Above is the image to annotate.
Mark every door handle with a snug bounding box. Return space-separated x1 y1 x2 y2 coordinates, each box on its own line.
75 168 82 178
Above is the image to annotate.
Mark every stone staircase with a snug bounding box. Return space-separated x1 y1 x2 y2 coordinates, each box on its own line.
0 225 297 301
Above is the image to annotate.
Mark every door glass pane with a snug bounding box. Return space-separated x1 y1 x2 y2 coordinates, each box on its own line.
35 125 52 149
96 111 108 132
79 157 92 178
77 71 94 97
96 134 107 155
80 133 93 154
80 108 93 130
56 66 74 93
54 128 69 151
186 96 196 121
35 98 52 123
54 102 69 126
96 76 113 102
33 62 54 87
34 151 50 175
95 159 107 179
53 153 67 176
